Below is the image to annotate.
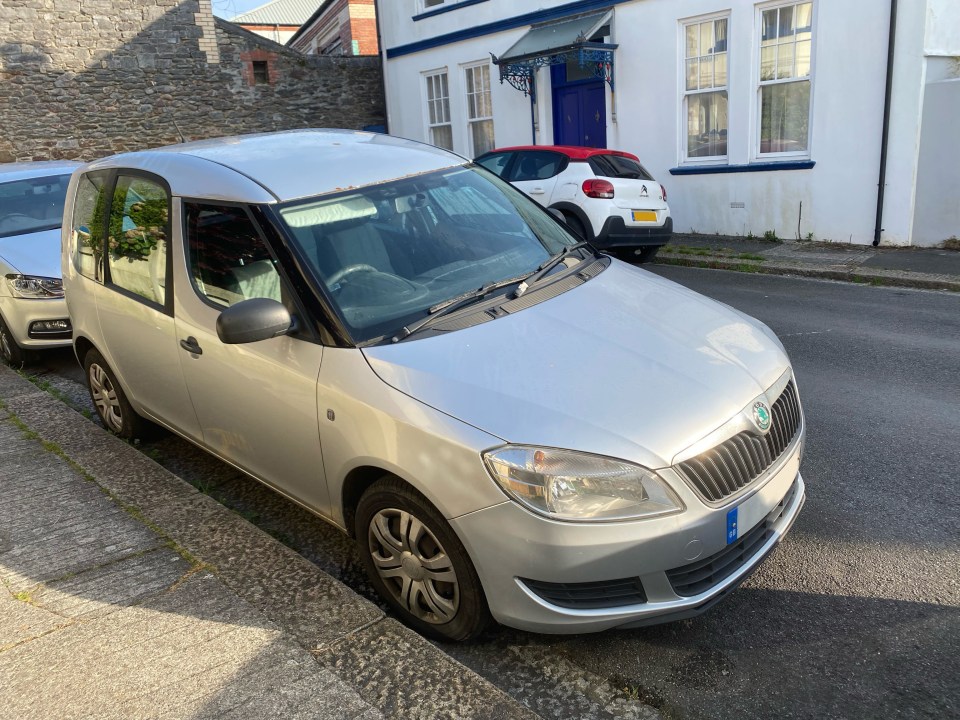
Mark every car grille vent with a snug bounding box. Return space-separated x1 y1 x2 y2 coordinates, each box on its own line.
431 311 494 332
520 576 647 609
666 480 799 597
675 381 802 504
501 259 606 314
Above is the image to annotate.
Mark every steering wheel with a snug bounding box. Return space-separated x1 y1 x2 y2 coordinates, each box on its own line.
0 213 34 230
328 263 380 286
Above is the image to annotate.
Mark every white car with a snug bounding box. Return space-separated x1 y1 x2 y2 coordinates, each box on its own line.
476 145 672 262
0 161 80 365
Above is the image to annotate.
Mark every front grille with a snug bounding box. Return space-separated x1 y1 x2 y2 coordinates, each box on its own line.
521 576 647 609
676 381 802 504
666 480 799 597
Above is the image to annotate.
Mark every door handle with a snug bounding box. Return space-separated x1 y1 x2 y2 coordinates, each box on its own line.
180 336 202 355
530 187 545 195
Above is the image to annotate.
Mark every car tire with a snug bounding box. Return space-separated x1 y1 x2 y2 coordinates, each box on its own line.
0 314 31 367
355 477 490 642
562 213 589 242
83 349 151 440
636 246 662 264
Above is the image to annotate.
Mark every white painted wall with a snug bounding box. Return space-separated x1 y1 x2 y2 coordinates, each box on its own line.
912 77 960 245
379 0 939 245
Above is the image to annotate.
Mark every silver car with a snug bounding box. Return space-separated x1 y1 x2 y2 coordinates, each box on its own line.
62 131 805 641
0 161 80 365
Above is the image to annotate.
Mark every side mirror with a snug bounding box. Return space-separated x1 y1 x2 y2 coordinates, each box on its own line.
217 297 292 345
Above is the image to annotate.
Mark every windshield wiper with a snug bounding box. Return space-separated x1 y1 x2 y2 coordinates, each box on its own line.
391 273 528 343
513 242 593 299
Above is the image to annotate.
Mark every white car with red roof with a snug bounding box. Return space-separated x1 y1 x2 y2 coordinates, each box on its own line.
476 145 672 262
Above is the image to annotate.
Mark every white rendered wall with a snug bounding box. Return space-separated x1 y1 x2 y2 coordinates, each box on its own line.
380 0 920 244
912 77 960 245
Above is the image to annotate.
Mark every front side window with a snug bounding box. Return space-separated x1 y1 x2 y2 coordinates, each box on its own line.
106 175 169 307
464 63 495 157
0 173 71 239
277 166 577 343
71 172 108 281
424 71 453 151
682 16 729 159
758 2 813 155
184 203 283 307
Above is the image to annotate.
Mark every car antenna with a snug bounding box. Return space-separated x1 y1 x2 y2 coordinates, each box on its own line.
171 116 186 144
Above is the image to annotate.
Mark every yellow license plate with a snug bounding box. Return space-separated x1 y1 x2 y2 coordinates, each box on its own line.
632 210 657 222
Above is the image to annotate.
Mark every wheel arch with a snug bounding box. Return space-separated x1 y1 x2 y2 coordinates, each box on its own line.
549 201 594 241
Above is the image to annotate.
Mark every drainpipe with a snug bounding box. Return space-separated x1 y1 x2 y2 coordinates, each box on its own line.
873 0 897 247
373 0 389 133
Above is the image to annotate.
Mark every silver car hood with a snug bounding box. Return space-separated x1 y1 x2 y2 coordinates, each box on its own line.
363 262 790 469
0 228 62 278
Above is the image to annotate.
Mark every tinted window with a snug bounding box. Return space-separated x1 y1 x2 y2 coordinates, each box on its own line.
0 174 71 239
510 151 567 182
184 203 283 307
475 152 512 178
588 154 653 180
106 176 169 307
72 173 108 281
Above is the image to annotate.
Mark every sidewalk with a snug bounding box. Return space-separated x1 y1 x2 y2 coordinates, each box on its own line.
654 235 960 292
0 367 539 720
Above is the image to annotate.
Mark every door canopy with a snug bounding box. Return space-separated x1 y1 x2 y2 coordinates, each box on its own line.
491 11 617 102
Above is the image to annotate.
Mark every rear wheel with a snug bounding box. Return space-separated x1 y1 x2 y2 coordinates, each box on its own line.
83 349 151 439
636 245 662 264
562 213 589 242
0 314 30 367
355 477 490 642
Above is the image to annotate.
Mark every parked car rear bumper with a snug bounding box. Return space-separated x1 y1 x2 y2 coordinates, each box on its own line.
594 216 673 250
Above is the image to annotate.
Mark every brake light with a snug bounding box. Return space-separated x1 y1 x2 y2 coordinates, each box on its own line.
582 179 615 199
660 184 667 201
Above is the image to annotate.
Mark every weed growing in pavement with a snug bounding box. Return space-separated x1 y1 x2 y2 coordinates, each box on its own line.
805 232 815 241
738 253 766 261
13 589 34 603
763 229 778 241
944 237 960 251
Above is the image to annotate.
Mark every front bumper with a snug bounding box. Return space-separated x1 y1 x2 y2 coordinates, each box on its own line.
0 296 72 349
593 215 673 250
451 445 804 634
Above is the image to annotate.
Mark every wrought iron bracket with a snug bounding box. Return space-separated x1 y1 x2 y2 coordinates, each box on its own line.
491 40 616 101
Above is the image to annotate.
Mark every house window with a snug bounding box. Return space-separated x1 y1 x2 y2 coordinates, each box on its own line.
682 16 728 160
758 2 813 155
252 60 269 84
424 71 453 150
464 63 494 157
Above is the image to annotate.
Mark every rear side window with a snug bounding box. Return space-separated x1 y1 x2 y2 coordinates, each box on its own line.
588 154 653 181
475 152 512 178
184 203 283 308
72 172 108 281
510 152 568 182
106 175 169 308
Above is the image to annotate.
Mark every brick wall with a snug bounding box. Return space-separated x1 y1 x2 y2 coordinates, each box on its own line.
0 0 385 162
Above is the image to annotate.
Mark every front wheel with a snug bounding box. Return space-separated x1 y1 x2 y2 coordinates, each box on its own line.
0 314 30 367
355 477 490 641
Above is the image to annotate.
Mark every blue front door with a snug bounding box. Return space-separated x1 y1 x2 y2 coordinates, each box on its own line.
552 65 606 148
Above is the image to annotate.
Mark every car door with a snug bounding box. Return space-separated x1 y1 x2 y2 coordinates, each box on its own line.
172 200 330 515
87 171 202 440
507 151 567 206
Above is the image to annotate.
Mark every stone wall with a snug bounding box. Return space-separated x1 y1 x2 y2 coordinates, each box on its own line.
0 0 385 162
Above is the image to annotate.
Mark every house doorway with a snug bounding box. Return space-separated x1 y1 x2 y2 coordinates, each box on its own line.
551 61 606 148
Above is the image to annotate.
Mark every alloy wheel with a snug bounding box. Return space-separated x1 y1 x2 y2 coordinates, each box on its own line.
88 362 124 433
367 508 459 624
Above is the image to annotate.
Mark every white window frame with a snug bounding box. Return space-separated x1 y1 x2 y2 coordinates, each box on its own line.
679 12 730 164
423 68 453 151
462 61 495 158
754 0 815 160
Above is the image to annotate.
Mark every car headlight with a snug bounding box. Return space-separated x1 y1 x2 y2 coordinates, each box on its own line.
5 274 64 299
482 446 684 522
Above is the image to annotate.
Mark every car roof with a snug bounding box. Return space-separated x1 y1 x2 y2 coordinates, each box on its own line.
0 160 83 183
483 145 641 162
77 130 468 204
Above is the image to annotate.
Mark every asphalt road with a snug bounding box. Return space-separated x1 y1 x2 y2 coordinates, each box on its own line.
32 267 960 719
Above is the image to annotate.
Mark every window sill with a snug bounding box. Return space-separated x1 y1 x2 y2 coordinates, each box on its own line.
413 0 490 21
669 160 815 175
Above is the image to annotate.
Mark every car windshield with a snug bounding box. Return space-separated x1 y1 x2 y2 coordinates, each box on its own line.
0 174 72 239
277 165 579 344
